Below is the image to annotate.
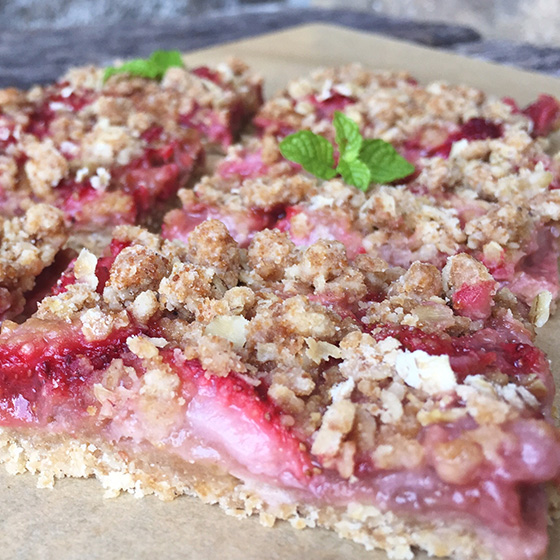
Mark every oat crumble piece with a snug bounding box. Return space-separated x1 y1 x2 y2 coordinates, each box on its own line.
0 203 68 321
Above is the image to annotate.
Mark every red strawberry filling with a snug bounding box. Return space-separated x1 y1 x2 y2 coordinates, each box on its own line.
115 137 202 215
24 83 95 139
217 149 274 180
403 118 503 161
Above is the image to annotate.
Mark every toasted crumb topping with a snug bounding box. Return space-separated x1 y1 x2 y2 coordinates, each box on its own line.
0 203 68 319
32 222 547 481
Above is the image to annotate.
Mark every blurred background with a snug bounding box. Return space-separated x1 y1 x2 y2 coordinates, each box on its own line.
2 0 560 88
1 0 559 46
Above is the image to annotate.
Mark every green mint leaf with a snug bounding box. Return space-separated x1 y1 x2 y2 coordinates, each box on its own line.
104 49 184 82
148 49 184 70
336 159 371 191
359 139 415 184
279 131 337 180
333 110 362 162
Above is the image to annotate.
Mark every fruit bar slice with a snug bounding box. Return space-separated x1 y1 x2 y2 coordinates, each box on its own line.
254 64 560 146
162 135 560 307
0 57 262 251
1 222 559 560
253 66 560 296
0 203 68 321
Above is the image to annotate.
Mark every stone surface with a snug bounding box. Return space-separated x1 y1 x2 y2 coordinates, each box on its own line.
451 40 560 77
0 9 481 89
0 0 287 28
315 0 560 47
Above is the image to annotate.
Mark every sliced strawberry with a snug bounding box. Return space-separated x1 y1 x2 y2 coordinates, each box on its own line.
170 356 315 486
452 280 496 321
523 94 560 137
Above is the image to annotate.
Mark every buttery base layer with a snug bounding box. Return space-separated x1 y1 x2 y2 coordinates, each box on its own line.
0 427 517 560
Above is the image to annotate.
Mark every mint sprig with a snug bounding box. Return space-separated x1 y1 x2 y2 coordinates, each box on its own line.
279 111 414 191
104 50 184 83
278 130 337 180
359 138 415 184
334 110 362 162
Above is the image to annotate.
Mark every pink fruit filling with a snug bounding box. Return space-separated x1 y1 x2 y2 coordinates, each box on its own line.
163 201 365 256
24 82 95 139
179 103 241 148
308 91 356 120
162 202 280 247
55 131 202 228
403 117 503 162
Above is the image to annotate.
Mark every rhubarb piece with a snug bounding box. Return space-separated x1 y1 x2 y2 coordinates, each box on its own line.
162 134 560 307
1 224 559 560
0 57 262 252
0 203 68 321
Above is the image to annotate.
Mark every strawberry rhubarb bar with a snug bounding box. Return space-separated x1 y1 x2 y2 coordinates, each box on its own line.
163 66 560 307
0 56 262 252
0 222 559 560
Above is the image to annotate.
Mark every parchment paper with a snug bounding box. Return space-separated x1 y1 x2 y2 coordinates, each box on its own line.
1 24 560 560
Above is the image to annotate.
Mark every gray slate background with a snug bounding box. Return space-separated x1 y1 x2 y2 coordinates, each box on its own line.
1 8 560 90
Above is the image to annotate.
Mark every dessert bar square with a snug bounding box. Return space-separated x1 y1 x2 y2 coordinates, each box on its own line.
163 66 560 308
0 58 263 252
1 222 558 560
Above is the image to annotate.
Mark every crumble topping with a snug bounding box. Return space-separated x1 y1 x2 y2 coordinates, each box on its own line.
394 351 457 394
1 60 559 560
31 223 550 486
530 290 552 327
0 203 68 320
